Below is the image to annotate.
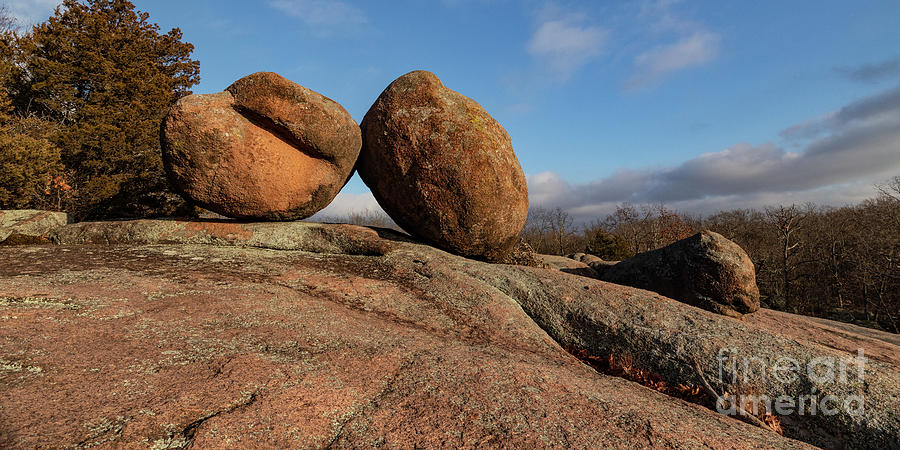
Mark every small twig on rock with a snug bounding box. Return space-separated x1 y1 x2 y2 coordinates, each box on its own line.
693 361 779 433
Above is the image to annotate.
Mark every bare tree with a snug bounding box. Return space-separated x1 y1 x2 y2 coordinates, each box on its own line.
765 204 808 311
876 176 900 231
604 203 650 255
0 7 17 35
876 176 900 202
521 207 582 255
522 207 552 254
548 207 575 255
602 203 694 255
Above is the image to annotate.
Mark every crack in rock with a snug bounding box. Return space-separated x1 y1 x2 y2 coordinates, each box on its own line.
162 391 260 449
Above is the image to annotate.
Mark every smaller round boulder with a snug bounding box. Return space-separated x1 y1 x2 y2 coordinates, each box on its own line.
600 231 761 317
358 70 529 262
161 72 361 220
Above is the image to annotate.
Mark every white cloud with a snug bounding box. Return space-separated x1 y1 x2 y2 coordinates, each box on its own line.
527 14 607 81
520 1 718 89
529 83 900 222
527 171 572 205
624 0 721 91
269 0 367 36
624 30 719 90
638 0 695 34
4 0 61 25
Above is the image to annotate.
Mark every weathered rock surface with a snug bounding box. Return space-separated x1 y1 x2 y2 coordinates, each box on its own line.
51 219 398 256
472 262 900 449
358 70 528 262
2 221 897 448
566 252 618 277
161 72 361 220
600 231 760 317
567 252 605 265
588 260 619 277
0 210 67 243
537 254 599 278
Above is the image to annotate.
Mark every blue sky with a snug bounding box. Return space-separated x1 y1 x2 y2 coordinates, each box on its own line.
9 0 900 221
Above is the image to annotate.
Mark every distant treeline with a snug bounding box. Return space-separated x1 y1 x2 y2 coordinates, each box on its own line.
315 210 399 229
523 177 900 334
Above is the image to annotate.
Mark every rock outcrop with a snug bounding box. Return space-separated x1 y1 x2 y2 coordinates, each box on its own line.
4 220 898 448
51 219 398 256
567 252 605 265
537 254 599 278
161 72 361 220
566 252 618 277
600 231 760 317
0 210 68 244
473 259 899 450
358 70 528 262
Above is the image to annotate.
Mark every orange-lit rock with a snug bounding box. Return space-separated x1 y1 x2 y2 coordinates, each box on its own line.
161 72 360 220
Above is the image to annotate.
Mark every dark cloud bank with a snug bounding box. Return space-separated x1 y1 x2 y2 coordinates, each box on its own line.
529 80 900 222
835 56 900 84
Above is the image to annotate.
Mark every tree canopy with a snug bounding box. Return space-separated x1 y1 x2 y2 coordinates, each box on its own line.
4 0 199 218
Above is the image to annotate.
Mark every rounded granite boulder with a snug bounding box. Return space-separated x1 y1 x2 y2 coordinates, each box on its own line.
358 70 528 262
600 231 761 317
161 72 361 220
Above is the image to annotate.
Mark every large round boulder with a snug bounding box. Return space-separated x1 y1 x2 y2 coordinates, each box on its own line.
358 70 528 262
600 230 761 317
161 72 361 220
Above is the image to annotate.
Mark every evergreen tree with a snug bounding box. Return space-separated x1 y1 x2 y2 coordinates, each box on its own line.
0 6 19 117
0 7 64 210
585 228 633 261
17 0 199 218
